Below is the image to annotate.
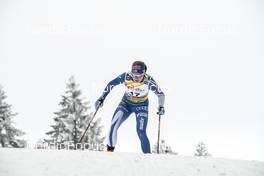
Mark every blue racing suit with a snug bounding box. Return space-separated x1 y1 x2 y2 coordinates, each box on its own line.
99 72 165 153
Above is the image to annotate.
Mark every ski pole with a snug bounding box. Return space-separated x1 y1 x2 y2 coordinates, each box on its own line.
79 107 100 143
157 114 161 154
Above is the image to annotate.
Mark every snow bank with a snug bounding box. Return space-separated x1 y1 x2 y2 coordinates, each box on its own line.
0 148 263 176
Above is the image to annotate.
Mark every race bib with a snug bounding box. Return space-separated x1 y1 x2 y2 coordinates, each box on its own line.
125 83 149 98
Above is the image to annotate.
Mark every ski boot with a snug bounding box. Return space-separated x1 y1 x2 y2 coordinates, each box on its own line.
107 145 115 152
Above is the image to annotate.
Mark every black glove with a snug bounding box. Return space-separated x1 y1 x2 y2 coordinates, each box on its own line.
95 97 104 109
157 106 165 115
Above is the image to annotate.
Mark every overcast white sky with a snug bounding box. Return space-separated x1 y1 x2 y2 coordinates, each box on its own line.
1 0 264 161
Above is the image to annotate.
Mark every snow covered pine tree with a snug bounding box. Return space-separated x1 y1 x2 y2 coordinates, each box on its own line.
152 139 177 154
45 76 105 150
0 85 26 148
195 142 211 156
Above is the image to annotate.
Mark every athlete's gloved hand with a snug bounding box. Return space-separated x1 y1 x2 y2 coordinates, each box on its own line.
157 106 165 115
95 97 104 110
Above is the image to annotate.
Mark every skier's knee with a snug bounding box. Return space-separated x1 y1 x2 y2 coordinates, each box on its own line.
137 129 147 139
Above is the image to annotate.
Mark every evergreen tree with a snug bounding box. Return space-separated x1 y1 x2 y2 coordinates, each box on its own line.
0 85 26 148
152 139 177 155
35 139 46 149
45 76 105 150
194 142 211 156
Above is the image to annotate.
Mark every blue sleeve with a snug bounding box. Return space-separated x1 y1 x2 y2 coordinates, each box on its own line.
101 72 126 100
149 76 165 107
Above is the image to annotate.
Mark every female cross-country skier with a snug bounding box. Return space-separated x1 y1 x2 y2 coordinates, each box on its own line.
95 61 165 153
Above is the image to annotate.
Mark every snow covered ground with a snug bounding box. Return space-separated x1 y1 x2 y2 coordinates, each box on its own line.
0 148 264 176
